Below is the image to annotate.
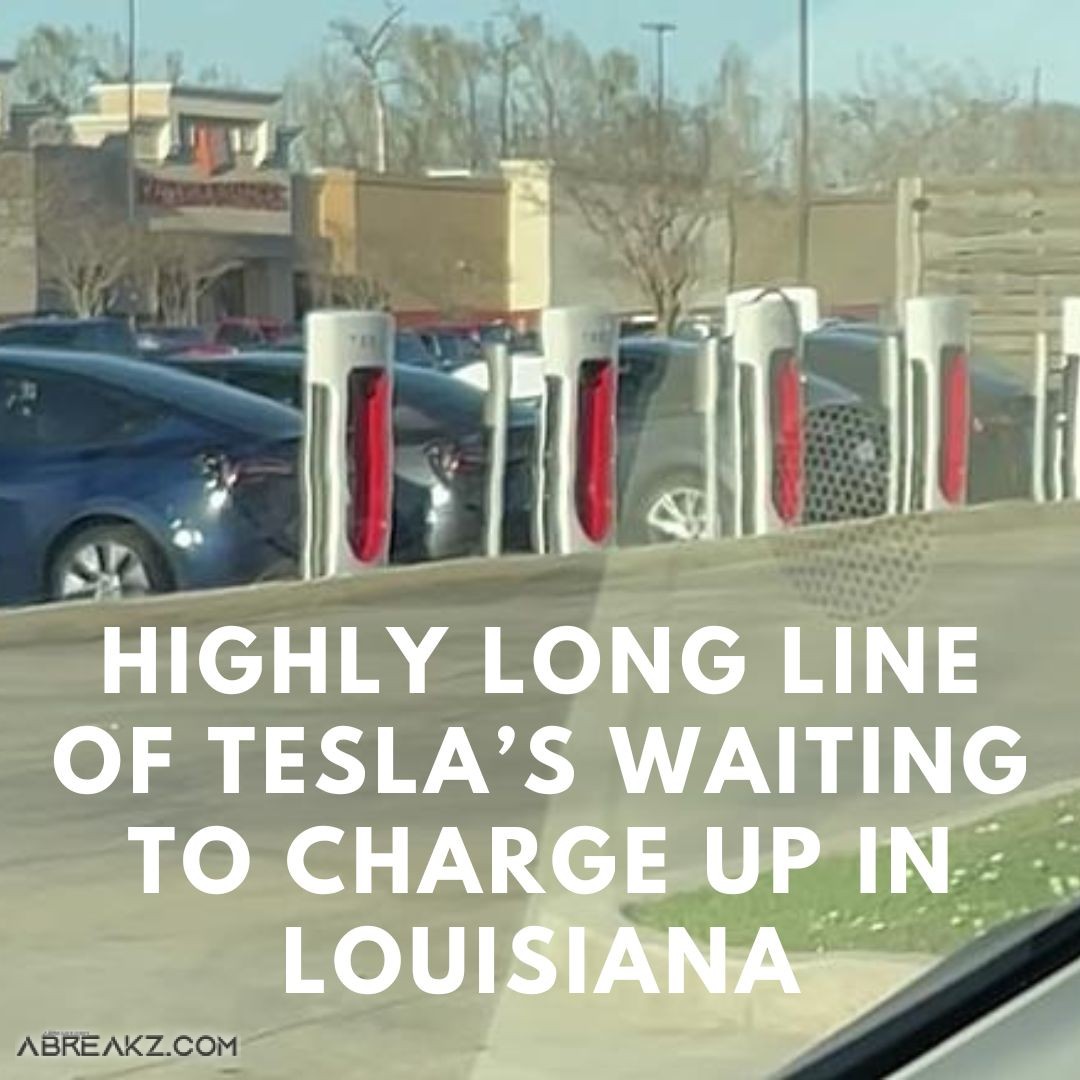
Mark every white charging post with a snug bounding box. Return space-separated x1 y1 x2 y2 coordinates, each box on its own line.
1031 330 1050 504
728 294 806 536
693 334 743 539
483 339 511 557
694 335 722 541
536 306 619 555
1061 298 1080 500
301 310 395 580
903 297 972 512
880 331 906 515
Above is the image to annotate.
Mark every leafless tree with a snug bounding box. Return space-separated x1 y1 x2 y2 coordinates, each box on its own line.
41 223 131 317
331 5 406 173
34 151 131 316
136 234 241 325
811 50 1023 190
556 110 717 334
512 27 743 332
295 230 391 311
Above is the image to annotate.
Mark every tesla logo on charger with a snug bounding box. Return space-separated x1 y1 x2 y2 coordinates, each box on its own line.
349 334 384 364
580 324 613 351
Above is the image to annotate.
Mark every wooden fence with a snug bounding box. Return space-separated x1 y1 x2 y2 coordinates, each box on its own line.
898 175 1080 374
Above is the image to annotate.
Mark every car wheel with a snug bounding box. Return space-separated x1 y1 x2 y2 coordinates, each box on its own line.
626 470 713 545
48 524 171 603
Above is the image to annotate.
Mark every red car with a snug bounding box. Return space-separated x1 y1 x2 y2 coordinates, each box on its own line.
214 317 291 348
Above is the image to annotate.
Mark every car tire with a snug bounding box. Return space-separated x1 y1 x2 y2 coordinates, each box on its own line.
48 523 172 603
623 469 716 546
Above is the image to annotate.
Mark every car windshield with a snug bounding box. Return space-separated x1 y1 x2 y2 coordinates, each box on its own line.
4 4 1080 1079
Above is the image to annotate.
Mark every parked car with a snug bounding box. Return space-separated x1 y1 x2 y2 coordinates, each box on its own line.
444 351 546 402
804 322 1035 504
214 316 290 349
415 327 487 372
136 325 235 359
164 351 535 562
615 337 888 544
395 330 440 368
0 349 300 607
0 317 138 357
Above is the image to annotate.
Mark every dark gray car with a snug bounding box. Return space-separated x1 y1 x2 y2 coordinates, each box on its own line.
616 337 888 544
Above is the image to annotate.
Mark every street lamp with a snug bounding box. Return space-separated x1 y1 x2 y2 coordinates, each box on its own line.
796 0 811 282
126 0 137 224
641 21 676 138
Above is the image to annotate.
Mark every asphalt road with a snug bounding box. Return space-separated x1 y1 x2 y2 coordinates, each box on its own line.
4 502 1080 1079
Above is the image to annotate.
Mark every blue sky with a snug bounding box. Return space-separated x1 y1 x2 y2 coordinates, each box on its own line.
0 1 1076 101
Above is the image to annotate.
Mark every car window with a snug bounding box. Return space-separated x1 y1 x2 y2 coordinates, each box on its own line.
804 332 884 403
172 361 301 410
0 324 79 348
0 369 162 448
0 374 41 447
617 342 701 420
82 322 134 354
617 347 665 418
395 332 437 368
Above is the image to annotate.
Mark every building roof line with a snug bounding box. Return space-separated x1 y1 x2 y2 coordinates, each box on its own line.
89 81 282 106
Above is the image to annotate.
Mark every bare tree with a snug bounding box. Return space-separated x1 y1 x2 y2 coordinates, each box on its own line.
811 50 1022 190
13 25 125 112
35 150 131 316
331 5 406 173
295 230 391 311
136 234 241 325
510 23 721 332
13 22 213 112
558 115 717 334
41 223 130 316
285 49 372 169
483 10 525 160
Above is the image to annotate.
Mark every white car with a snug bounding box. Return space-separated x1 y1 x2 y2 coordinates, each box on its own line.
449 351 546 403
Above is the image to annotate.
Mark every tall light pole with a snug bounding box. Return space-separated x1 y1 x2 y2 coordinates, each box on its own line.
796 0 811 282
126 0 137 224
641 21 676 146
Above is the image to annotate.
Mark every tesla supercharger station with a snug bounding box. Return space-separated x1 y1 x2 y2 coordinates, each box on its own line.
301 310 394 580
880 332 907 515
535 306 619 555
1061 298 1080 500
728 295 806 536
903 297 972 512
726 285 821 337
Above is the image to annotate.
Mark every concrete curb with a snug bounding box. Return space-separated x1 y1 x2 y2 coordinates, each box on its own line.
4 501 1080 649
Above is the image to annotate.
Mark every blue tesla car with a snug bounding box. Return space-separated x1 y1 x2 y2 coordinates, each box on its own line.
0 349 300 606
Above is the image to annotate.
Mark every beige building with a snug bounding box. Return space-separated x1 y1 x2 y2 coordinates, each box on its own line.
294 167 507 323
298 162 896 329
298 161 735 327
